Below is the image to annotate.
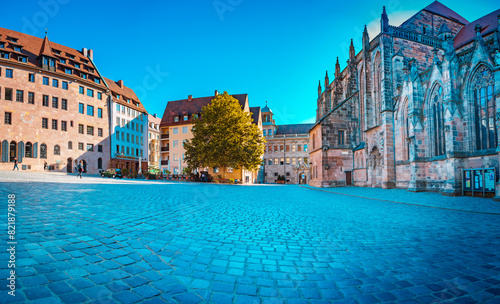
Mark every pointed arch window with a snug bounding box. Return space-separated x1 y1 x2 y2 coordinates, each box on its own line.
404 106 410 161
472 66 496 151
40 144 47 159
25 142 32 158
373 53 382 126
431 86 446 156
54 145 60 155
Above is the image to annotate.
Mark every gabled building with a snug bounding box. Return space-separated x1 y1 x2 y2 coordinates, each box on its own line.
159 91 262 183
311 2 500 198
106 78 149 174
148 113 161 171
0 28 109 173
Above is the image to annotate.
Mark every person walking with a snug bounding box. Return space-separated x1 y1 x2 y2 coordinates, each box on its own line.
12 158 19 171
76 160 83 179
74 160 78 174
43 161 48 171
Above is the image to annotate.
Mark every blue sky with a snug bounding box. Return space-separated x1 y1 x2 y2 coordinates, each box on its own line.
3 0 498 124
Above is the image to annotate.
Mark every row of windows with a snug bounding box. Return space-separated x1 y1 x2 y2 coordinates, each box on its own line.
266 157 309 166
266 144 308 153
0 87 69 110
116 104 143 119
115 145 144 157
40 75 69 90
115 131 144 145
78 103 103 118
171 126 189 135
172 140 186 148
149 133 160 140
0 68 14 78
2 141 102 161
115 118 144 133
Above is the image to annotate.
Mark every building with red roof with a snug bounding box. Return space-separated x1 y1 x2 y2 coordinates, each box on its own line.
312 1 500 198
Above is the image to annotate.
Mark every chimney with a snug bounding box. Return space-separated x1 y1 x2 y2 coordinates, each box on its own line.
88 49 93 60
188 95 193 101
215 90 219 96
118 80 124 88
82 48 88 57
153 113 157 118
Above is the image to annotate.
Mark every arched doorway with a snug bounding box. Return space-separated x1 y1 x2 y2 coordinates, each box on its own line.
300 173 307 184
67 158 73 173
82 160 87 173
9 141 17 162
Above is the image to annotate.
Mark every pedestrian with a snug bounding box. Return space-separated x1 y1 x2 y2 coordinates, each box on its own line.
74 160 78 174
12 158 19 171
44 161 48 171
77 160 84 179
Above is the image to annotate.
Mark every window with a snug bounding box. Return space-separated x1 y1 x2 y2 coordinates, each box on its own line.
87 144 94 151
52 97 58 108
286 145 290 152
87 126 94 136
42 118 48 129
87 105 94 116
126 147 130 155
54 145 60 155
174 116 179 122
274 158 279 165
131 122 135 130
6 69 13 78
297 145 302 152
116 117 120 127
68 141 73 149
95 78 101 84
98 128 103 137
87 89 94 97
78 124 84 134
126 134 130 142
292 157 296 165
280 158 284 165
28 92 34 104
286 158 290 165
4 112 12 125
43 76 49 85
263 130 266 136
81 73 87 79
98 145 103 152
173 153 178 161
304 157 308 164
116 131 120 140
52 79 58 87
42 95 49 107
51 119 58 130
62 81 68 90
227 167 233 173
61 99 67 110
173 127 178 134
97 92 102 100
16 90 24 102
79 86 84 94
61 121 67 131
214 167 219 173
25 142 32 158
78 143 84 150
173 140 179 147
60 58 66 64
2 87 11 101
274 145 278 152
338 130 345 145
79 103 84 114
40 144 47 159
18 56 27 63
304 144 308 152
183 115 188 121
182 126 188 134
65 68 72 75
28 74 35 82
470 66 497 151
429 86 445 156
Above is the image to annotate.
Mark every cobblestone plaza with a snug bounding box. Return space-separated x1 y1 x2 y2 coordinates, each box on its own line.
1 172 499 303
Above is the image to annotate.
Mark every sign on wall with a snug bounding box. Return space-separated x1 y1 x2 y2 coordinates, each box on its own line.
463 168 496 197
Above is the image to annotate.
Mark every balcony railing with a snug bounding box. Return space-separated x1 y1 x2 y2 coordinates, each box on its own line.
161 160 169 165
161 147 169 152
161 134 169 139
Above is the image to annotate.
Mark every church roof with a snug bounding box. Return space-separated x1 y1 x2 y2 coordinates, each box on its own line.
423 1 469 25
453 8 500 49
275 124 315 135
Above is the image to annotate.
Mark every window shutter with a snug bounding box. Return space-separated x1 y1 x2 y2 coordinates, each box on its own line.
1 140 8 162
18 141 24 163
33 142 38 158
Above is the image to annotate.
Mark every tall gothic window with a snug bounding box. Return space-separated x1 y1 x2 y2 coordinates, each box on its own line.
373 53 382 126
430 86 446 156
472 66 496 151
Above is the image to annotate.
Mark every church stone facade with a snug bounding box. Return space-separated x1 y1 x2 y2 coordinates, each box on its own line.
310 2 500 197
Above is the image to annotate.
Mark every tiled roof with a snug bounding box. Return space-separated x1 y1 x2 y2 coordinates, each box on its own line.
453 9 500 49
249 107 261 126
275 124 315 135
160 94 249 126
0 27 105 89
423 1 469 25
104 77 147 113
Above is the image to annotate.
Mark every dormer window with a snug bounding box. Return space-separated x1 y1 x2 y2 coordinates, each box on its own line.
17 55 27 63
0 52 10 59
8 37 18 43
94 78 100 84
65 68 72 75
14 46 22 52
60 58 66 64
0 42 5 48
116 94 120 99
68 54 75 59
193 114 199 119
81 73 87 79
74 63 80 68
183 115 188 121
174 116 179 122
52 49 61 55
81 59 88 64
50 59 56 67
127 99 130 103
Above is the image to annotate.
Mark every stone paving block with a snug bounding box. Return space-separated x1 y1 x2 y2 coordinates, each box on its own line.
173 292 203 304
133 285 161 299
23 286 54 300
113 291 143 304
47 281 73 294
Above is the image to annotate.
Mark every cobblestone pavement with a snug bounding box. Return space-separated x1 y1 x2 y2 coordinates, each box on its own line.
0 171 499 304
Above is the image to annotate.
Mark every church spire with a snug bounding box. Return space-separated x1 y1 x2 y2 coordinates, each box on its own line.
362 25 370 50
381 6 389 33
324 70 329 89
335 57 340 78
349 39 355 62
39 31 54 58
318 80 322 97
